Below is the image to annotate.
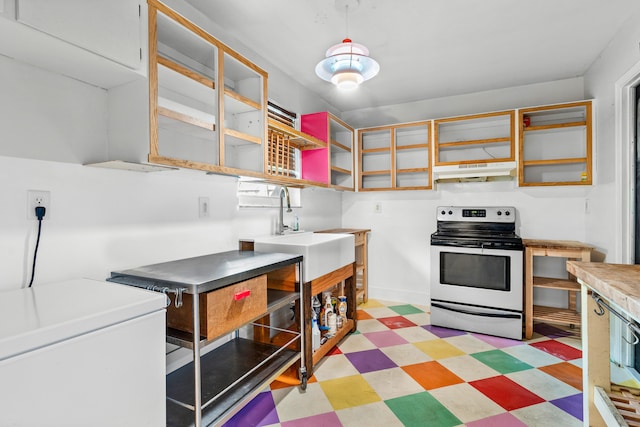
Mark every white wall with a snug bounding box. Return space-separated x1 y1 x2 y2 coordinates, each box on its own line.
584 10 640 263
0 153 341 291
341 79 591 305
342 77 585 129
0 50 342 290
343 181 589 305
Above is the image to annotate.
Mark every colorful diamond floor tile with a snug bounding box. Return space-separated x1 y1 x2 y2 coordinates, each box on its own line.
413 338 467 359
362 330 408 348
539 361 583 390
471 349 534 374
386 392 461 427
223 299 585 427
345 348 397 373
378 315 417 329
466 411 529 427
470 375 546 411
222 390 278 427
550 393 583 421
319 374 382 410
530 339 583 361
402 361 464 390
388 304 424 316
423 324 467 338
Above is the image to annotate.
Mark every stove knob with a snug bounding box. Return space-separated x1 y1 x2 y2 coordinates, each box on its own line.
440 210 446 215
497 211 502 216
505 211 511 216
448 210 453 215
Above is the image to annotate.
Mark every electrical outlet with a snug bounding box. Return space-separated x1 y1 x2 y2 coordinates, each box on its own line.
374 201 382 214
199 197 210 218
27 190 50 220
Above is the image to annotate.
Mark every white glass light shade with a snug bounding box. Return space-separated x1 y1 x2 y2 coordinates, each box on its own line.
315 38 379 89
331 70 363 90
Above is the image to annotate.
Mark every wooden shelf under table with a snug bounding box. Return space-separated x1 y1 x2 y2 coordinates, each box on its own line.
533 276 581 291
533 305 580 327
595 384 640 427
312 319 355 366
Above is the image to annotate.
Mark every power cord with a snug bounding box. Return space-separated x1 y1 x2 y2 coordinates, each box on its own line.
28 206 46 288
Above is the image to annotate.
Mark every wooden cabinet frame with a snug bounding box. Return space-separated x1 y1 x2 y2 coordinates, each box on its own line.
147 0 268 178
518 100 593 186
433 111 515 166
524 239 593 339
358 120 431 191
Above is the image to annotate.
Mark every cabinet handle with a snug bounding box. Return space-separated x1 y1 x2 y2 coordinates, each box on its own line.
234 290 251 300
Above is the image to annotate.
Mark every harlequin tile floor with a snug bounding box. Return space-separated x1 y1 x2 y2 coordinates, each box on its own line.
223 300 585 427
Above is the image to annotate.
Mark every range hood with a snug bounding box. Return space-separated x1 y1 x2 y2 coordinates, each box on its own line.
433 161 517 182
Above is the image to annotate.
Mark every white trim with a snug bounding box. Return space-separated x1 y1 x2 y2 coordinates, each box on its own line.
615 61 640 264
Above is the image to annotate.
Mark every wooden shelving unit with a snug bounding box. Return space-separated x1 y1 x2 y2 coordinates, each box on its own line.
519 101 592 186
358 121 431 191
147 0 268 178
300 112 356 190
524 239 593 339
433 111 515 166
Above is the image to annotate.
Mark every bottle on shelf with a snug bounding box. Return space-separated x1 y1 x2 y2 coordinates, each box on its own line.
312 312 321 351
327 312 337 337
337 295 347 322
312 295 321 320
323 294 334 326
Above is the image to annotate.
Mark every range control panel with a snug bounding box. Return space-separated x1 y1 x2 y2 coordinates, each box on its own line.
436 206 516 223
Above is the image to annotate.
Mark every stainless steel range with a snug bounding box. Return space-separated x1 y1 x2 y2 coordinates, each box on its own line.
430 206 524 340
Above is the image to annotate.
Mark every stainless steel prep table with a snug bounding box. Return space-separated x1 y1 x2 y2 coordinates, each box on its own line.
109 250 305 427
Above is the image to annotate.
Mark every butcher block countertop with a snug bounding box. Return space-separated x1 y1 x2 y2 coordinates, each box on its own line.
566 261 640 320
524 239 594 250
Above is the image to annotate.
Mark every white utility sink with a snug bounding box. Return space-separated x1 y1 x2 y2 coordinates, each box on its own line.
254 232 355 282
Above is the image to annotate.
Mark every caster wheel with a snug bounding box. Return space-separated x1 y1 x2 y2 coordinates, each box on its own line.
299 368 308 391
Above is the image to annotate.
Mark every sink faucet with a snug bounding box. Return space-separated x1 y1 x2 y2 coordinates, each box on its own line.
278 186 292 235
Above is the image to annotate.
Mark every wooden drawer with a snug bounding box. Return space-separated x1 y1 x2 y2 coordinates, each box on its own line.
354 231 366 246
167 275 267 340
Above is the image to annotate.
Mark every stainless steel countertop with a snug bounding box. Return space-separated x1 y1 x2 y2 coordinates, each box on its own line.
109 250 302 294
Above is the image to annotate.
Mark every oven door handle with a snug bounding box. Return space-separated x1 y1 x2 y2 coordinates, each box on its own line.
431 302 521 319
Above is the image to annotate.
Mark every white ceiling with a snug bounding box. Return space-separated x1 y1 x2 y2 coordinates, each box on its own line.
185 0 639 112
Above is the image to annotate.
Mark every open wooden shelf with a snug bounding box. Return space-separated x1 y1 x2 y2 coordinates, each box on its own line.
362 169 391 176
398 167 429 174
532 276 581 291
331 165 351 175
312 319 355 365
524 239 593 339
524 120 586 133
331 139 351 152
268 119 325 150
158 55 215 88
224 88 260 112
224 128 261 145
532 305 580 326
397 143 429 150
361 147 391 154
437 136 510 148
596 385 640 427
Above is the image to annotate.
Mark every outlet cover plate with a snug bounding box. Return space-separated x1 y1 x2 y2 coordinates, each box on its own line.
27 190 50 220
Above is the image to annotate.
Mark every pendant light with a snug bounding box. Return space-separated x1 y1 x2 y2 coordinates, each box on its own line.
315 0 379 90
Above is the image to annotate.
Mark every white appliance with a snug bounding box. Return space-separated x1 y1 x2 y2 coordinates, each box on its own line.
430 206 524 340
0 278 166 426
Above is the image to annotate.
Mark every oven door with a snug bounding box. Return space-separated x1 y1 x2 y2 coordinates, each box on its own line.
430 245 523 311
